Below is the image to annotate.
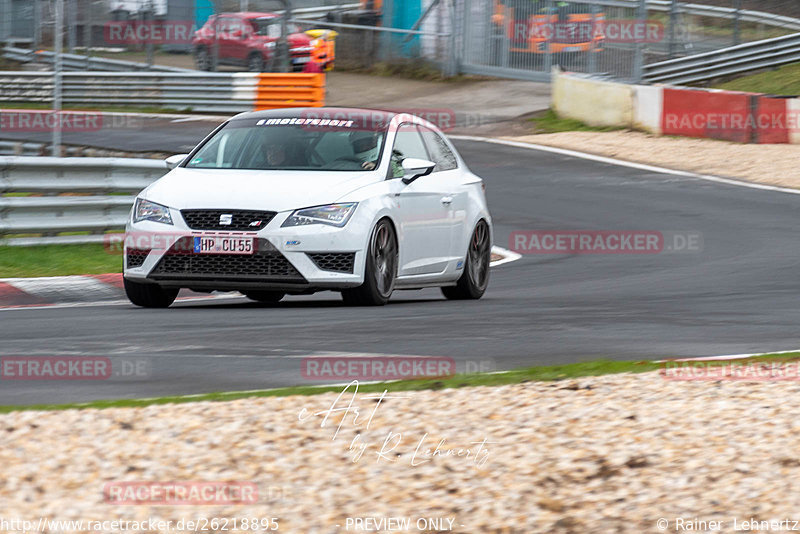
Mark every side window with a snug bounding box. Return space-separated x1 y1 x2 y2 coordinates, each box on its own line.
217 17 231 35
188 129 248 168
389 124 430 178
266 22 281 39
419 126 458 172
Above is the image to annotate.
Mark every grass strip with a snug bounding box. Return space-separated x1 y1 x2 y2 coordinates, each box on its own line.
2 352 798 413
0 244 121 278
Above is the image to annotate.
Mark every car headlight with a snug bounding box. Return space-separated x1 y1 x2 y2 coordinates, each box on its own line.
281 203 357 228
133 198 173 225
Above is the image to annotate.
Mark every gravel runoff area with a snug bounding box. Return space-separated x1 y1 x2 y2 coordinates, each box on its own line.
3 372 800 533
506 131 800 190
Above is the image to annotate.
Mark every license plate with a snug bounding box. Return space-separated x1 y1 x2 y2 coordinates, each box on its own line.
193 236 254 255
563 46 581 52
292 56 310 64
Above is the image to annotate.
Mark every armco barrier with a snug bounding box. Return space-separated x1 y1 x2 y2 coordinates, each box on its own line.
255 73 326 111
0 156 168 246
552 69 798 144
0 72 326 113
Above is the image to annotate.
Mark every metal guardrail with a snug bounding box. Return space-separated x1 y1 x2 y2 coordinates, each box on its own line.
0 71 325 113
0 141 46 157
2 47 194 73
0 156 167 246
642 32 800 84
564 0 800 30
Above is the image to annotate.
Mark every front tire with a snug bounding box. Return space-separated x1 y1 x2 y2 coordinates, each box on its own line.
195 47 213 71
124 278 179 308
248 52 264 72
342 219 397 306
442 219 491 300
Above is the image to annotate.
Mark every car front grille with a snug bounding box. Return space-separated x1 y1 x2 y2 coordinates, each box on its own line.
181 209 276 231
150 238 305 282
307 252 355 274
126 248 149 268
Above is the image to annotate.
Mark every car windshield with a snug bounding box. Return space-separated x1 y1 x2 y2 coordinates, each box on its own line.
185 117 387 172
250 17 301 36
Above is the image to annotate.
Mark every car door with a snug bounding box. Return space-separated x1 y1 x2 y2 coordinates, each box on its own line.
418 125 469 261
388 123 455 277
226 17 250 64
216 16 244 65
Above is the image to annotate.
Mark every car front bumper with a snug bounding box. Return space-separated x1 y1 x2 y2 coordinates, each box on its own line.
123 210 366 293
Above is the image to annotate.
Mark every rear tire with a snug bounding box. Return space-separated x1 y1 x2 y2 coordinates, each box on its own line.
342 218 397 306
244 290 284 304
124 278 179 308
442 219 491 300
248 52 264 72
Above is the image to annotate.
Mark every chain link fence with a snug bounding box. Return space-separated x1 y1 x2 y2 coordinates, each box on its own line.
458 0 800 82
3 0 800 81
1 0 351 72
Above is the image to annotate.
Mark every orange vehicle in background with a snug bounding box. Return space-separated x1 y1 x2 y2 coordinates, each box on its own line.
492 0 604 54
305 29 337 71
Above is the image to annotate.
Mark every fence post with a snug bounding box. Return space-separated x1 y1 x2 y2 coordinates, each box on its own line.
84 0 92 68
67 0 76 53
588 2 599 74
543 0 553 74
733 0 742 46
53 0 64 158
632 0 646 82
445 0 458 77
34 0 42 48
668 0 677 59
144 0 154 70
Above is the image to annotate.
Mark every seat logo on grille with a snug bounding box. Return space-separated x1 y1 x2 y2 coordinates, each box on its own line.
219 214 233 226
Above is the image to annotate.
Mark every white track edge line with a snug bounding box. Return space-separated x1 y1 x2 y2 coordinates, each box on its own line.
450 135 800 196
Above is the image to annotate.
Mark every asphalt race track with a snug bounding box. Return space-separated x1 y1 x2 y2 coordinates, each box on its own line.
2 139 800 405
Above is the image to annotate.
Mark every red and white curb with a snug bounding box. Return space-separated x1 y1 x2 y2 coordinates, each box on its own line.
0 249 520 309
0 274 230 309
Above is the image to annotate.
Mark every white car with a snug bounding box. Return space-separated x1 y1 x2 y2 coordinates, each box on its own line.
123 108 492 307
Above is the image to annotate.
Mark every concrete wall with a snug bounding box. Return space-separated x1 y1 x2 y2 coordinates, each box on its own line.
552 70 634 129
552 69 799 144
633 84 663 135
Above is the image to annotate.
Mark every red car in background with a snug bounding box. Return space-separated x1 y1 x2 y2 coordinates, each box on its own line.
192 12 314 72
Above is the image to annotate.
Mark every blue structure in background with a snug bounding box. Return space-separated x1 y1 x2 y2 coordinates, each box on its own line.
389 0 422 57
195 0 215 28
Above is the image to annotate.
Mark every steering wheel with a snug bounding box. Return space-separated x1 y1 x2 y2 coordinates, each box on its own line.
333 156 363 164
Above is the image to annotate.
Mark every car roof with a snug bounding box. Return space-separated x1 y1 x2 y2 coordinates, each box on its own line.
230 107 400 123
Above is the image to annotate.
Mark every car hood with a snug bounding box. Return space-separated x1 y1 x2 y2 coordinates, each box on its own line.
142 167 378 213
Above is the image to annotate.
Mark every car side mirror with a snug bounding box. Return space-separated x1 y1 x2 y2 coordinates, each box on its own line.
401 158 436 184
165 154 189 170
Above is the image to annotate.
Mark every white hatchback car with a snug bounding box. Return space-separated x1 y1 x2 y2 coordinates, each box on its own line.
123 108 492 307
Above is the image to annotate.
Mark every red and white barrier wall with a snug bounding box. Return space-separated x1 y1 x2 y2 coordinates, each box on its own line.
552 69 799 144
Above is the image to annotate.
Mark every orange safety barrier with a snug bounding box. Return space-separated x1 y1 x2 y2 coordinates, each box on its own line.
254 73 326 111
